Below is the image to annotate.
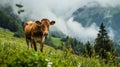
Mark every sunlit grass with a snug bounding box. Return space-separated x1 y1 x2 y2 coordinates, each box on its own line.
51 37 65 47
0 28 119 67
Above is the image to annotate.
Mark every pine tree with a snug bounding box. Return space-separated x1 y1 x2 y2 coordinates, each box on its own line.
64 36 73 56
94 23 113 59
84 41 92 57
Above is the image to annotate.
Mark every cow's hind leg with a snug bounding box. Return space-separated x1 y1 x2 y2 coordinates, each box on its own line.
26 39 30 48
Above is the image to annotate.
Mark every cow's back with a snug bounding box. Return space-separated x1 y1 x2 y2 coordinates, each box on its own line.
24 21 35 38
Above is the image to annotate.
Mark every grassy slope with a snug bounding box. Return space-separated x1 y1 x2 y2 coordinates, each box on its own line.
51 37 65 48
51 37 62 46
0 28 118 67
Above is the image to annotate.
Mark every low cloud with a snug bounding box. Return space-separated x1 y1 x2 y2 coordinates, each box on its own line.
0 0 117 42
66 18 99 42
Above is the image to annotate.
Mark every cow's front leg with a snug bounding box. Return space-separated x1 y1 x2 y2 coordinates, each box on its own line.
40 42 44 52
31 37 37 51
40 36 45 52
30 39 33 48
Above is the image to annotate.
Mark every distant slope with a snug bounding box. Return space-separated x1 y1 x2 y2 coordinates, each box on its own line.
72 3 120 41
0 5 24 37
0 6 22 32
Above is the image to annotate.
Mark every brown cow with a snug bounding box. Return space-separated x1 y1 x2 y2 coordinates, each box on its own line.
24 18 55 52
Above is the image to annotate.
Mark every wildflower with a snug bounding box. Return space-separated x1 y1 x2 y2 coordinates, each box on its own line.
50 52 53 55
45 59 49 62
47 62 53 67
78 63 81 67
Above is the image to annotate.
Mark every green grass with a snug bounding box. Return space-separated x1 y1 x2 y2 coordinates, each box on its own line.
0 28 119 67
51 37 65 47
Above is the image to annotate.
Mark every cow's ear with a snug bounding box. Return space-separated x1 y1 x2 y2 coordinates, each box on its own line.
50 20 55 25
35 21 41 25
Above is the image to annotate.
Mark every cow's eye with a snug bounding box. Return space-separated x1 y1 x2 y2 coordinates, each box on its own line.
42 25 45 30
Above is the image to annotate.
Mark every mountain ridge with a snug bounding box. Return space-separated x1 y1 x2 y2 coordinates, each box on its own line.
72 4 120 41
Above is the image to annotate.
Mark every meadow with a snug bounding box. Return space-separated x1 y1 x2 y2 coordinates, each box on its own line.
0 28 119 67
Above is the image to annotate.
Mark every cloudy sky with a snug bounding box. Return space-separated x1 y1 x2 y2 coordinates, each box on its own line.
1 0 119 42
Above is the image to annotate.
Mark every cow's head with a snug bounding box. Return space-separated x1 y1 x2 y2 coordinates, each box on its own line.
35 18 55 36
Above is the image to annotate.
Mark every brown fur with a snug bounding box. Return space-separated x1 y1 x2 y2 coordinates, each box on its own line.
24 18 55 52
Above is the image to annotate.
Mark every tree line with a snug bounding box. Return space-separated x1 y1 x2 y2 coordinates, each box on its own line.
0 5 24 37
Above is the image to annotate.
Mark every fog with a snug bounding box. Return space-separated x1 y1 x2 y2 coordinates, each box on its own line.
0 0 119 42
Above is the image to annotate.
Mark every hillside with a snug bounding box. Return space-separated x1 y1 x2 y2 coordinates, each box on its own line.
0 5 24 37
1 28 119 67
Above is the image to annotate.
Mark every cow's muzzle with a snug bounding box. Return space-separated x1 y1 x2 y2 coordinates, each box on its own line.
44 31 48 36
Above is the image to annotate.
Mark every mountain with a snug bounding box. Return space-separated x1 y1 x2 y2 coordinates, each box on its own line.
72 3 120 41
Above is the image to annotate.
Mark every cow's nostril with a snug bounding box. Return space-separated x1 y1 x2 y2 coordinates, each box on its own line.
44 32 48 36
45 33 48 36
